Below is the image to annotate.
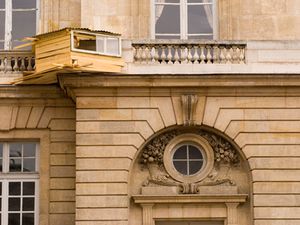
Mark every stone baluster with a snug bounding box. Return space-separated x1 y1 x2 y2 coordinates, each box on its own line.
180 46 188 64
0 57 4 73
141 46 147 64
206 46 212 64
213 45 220 64
226 47 232 64
133 46 141 63
5 57 12 73
20 57 26 71
27 57 33 71
187 46 193 64
173 45 180 64
232 46 238 64
160 45 167 64
154 46 160 64
167 45 173 64
193 45 200 64
149 45 155 63
239 47 245 64
220 46 226 64
13 57 19 72
199 45 205 64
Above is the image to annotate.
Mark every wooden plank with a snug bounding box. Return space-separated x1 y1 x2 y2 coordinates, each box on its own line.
37 48 71 60
36 40 70 55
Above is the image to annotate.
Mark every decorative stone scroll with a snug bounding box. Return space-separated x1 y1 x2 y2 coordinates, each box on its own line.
140 128 241 194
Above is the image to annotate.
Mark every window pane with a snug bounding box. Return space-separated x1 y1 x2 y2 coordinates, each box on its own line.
173 146 187 159
12 11 36 40
188 5 213 35
96 37 104 53
9 182 21 195
9 213 20 225
12 0 36 9
23 158 35 172
173 161 187 175
189 161 203 175
10 158 22 172
22 213 34 225
9 144 22 157
23 198 34 211
155 5 180 35
107 38 119 55
189 145 203 159
23 182 35 195
23 143 36 157
0 198 1 210
0 42 3 50
0 0 4 8
0 182 2 196
9 198 21 211
0 12 4 40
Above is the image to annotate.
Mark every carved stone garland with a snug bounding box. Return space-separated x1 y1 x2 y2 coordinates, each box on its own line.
140 130 240 194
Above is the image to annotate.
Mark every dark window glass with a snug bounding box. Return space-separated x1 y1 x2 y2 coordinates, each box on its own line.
0 0 4 9
9 182 21 195
0 12 3 40
23 197 34 211
12 0 36 9
155 5 180 35
189 145 203 159
23 143 36 157
0 42 3 50
9 198 20 211
173 146 187 159
188 5 213 35
0 182 2 196
9 144 22 158
22 213 34 225
8 213 20 225
23 158 35 172
189 161 203 175
173 161 187 175
9 158 22 172
12 11 36 40
23 182 35 195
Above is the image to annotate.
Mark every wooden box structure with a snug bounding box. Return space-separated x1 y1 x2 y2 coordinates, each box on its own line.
14 28 124 84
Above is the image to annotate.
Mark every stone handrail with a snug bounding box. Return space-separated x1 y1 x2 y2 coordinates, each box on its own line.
132 40 246 64
0 51 35 73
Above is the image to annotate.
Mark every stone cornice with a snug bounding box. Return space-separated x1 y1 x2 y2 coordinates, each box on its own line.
132 194 248 204
58 73 300 97
0 85 66 99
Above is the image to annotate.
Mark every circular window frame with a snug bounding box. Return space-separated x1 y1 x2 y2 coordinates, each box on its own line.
163 133 214 183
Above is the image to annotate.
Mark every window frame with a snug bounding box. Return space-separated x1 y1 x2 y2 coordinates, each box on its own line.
0 142 39 225
150 0 218 40
163 134 214 183
0 0 39 50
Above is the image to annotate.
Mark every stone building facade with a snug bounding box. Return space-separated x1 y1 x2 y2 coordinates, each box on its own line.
1 1 300 225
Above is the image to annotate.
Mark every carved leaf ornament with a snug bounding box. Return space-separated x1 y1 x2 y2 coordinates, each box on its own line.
140 129 240 194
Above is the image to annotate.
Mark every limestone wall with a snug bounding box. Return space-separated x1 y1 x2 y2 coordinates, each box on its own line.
0 94 76 225
78 0 300 40
72 84 300 225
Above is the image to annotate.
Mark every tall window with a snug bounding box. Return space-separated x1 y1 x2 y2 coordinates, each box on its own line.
0 142 39 225
0 0 38 50
154 0 215 39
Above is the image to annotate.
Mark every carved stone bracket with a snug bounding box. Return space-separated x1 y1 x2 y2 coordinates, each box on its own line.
181 94 198 126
